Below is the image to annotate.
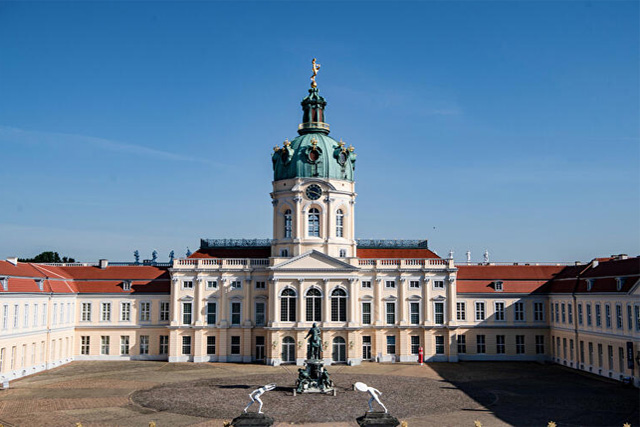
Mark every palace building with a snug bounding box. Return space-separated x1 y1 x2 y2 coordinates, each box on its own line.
0 69 638 387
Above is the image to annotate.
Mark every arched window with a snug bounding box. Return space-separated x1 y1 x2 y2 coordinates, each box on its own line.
280 288 297 322
332 336 346 363
331 288 347 322
336 209 344 237
306 288 322 322
282 336 295 363
308 208 320 237
284 209 292 238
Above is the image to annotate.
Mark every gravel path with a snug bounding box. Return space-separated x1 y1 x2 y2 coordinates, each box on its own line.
131 372 489 423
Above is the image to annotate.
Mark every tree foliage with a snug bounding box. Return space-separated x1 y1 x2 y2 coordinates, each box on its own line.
19 251 76 263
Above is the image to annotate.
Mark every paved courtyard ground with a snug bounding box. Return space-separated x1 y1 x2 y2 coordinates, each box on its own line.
0 361 637 426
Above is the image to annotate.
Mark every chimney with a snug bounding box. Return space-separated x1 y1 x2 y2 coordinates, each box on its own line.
6 257 18 266
99 259 109 269
574 261 581 266
591 260 599 268
616 254 628 260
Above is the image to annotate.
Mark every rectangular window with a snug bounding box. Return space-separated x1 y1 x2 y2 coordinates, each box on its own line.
386 335 396 355
457 335 466 353
386 302 396 325
588 342 594 365
207 336 216 355
456 302 466 321
433 280 444 289
183 280 193 289
496 335 505 354
616 304 623 329
362 302 372 325
101 302 111 322
120 302 131 321
534 302 544 321
159 336 169 355
568 303 573 324
282 293 297 322
597 343 603 367
24 304 29 328
535 335 544 354
595 304 601 327
605 304 611 328
561 303 566 323
2 305 7 329
231 281 242 290
410 302 420 325
385 280 396 289
607 345 613 370
361 280 371 288
636 305 640 331
182 302 192 325
514 302 524 322
362 336 371 360
434 302 444 325
435 336 445 354
231 302 241 325
81 336 90 355
207 302 217 325
494 302 505 321
410 336 420 355
619 347 625 373
255 281 266 290
586 304 592 326
120 336 130 355
409 280 420 289
516 335 525 354
627 305 633 330
81 302 91 322
562 338 567 358
231 336 241 355
255 302 265 326
182 336 192 355
476 335 486 354
33 304 39 327
101 336 110 355
140 302 151 321
160 302 170 321
577 304 583 325
579 340 585 363
475 302 485 321
140 335 149 355
207 280 218 289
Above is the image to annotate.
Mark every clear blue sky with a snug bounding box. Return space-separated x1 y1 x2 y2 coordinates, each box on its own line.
0 1 638 263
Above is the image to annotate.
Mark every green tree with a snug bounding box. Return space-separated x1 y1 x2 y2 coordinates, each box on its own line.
19 251 75 263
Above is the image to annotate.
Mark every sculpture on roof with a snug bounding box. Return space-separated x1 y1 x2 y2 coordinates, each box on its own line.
133 250 140 265
169 250 175 263
151 250 158 263
310 58 321 88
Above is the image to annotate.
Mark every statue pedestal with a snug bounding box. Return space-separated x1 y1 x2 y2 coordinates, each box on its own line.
230 412 274 427
293 358 335 396
356 412 400 427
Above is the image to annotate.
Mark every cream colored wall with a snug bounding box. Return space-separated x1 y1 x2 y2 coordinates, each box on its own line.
0 293 76 381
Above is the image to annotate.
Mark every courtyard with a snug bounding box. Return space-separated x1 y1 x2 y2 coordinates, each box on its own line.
0 361 636 426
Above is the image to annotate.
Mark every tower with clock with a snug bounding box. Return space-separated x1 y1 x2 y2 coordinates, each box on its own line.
270 61 357 258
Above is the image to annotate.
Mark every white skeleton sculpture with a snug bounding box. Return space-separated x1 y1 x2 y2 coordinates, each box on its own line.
354 382 388 413
243 383 276 414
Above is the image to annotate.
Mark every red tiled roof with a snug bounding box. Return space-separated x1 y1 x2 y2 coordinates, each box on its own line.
356 248 440 259
56 265 169 280
72 280 170 294
457 279 549 294
190 247 271 259
457 265 565 280
539 257 639 294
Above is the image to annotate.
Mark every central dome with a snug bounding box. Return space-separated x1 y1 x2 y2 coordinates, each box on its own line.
272 133 355 181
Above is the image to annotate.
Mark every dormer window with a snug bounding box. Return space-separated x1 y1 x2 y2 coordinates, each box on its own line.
123 280 132 291
280 249 289 257
0 277 7 291
586 279 594 291
36 279 44 291
494 281 503 292
615 277 624 291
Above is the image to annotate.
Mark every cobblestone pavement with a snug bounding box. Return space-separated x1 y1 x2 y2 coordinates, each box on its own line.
0 361 636 426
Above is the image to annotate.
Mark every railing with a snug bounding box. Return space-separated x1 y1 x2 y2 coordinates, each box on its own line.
357 239 429 249
298 122 330 131
175 258 270 269
201 238 272 248
357 259 450 268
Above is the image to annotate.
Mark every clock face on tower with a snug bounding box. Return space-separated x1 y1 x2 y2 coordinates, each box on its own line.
305 184 322 200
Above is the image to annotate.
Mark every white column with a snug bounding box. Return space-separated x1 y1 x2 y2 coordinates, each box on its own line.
423 277 430 325
348 277 357 326
219 278 228 327
322 279 331 325
297 278 305 325
374 277 382 325
447 274 457 327
398 277 406 325
170 277 179 326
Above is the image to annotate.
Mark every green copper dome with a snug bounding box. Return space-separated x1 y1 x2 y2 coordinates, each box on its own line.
272 86 356 182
